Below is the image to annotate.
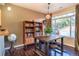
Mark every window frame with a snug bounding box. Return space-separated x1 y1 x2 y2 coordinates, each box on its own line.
52 13 75 38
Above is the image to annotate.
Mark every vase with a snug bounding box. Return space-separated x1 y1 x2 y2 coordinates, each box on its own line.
46 33 50 36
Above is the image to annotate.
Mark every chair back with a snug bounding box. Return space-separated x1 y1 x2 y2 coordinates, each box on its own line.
8 34 16 42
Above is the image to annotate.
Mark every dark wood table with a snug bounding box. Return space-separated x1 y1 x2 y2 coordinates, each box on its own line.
34 35 64 56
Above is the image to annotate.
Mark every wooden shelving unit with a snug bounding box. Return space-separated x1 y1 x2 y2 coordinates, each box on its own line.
23 21 43 45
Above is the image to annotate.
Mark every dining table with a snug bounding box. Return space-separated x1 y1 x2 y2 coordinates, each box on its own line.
34 34 64 56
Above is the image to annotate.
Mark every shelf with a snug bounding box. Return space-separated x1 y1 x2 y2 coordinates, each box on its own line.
24 21 34 23
35 31 41 32
25 32 34 33
25 27 34 28
35 26 41 27
35 22 42 24
23 21 43 45
25 26 34 28
25 37 34 38
25 26 34 27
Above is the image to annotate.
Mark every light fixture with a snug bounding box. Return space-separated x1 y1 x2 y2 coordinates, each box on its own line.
7 6 11 11
45 3 51 19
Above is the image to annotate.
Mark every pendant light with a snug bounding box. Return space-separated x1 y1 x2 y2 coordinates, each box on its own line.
45 3 51 19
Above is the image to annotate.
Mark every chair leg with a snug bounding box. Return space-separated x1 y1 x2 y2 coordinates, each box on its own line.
9 42 15 55
54 51 56 56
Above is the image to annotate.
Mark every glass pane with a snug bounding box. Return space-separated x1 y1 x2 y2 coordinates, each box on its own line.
56 17 71 37
52 19 56 34
52 12 75 38
71 16 75 38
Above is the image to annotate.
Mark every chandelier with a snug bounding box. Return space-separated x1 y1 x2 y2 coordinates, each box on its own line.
45 3 51 19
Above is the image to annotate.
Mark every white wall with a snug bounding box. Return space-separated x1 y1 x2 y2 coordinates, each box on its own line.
0 9 1 26
0 36 5 56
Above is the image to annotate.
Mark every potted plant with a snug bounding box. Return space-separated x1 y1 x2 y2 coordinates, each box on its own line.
45 26 53 36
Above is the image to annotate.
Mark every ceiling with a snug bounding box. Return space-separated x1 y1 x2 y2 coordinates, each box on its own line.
12 3 76 14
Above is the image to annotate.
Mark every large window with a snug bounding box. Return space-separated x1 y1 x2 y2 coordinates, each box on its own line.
52 12 75 38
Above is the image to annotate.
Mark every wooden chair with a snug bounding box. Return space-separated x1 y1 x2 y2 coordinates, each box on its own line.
49 41 63 56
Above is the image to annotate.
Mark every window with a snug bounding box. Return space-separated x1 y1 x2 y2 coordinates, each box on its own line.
52 12 75 38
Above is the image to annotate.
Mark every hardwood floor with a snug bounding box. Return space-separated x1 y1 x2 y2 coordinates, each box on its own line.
5 45 77 56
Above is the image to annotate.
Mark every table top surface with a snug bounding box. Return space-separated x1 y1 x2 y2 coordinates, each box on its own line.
0 30 9 36
35 34 64 42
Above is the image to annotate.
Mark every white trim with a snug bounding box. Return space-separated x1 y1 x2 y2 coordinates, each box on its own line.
5 44 24 50
52 12 75 19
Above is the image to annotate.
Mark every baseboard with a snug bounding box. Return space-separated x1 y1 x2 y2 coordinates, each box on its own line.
5 44 24 50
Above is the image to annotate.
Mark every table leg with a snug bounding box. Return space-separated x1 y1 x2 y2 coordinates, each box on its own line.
61 37 64 56
45 42 49 56
39 41 42 50
34 38 37 50
55 40 57 44
54 51 56 56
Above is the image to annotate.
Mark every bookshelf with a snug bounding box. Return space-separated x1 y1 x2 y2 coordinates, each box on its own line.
23 21 43 45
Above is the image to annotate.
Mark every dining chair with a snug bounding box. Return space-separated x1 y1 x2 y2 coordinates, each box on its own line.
8 33 17 55
49 40 63 56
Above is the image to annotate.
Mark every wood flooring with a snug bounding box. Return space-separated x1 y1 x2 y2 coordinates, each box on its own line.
5 45 77 56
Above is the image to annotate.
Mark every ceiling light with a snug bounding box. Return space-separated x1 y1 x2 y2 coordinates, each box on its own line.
7 7 11 11
46 14 51 19
45 3 51 19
